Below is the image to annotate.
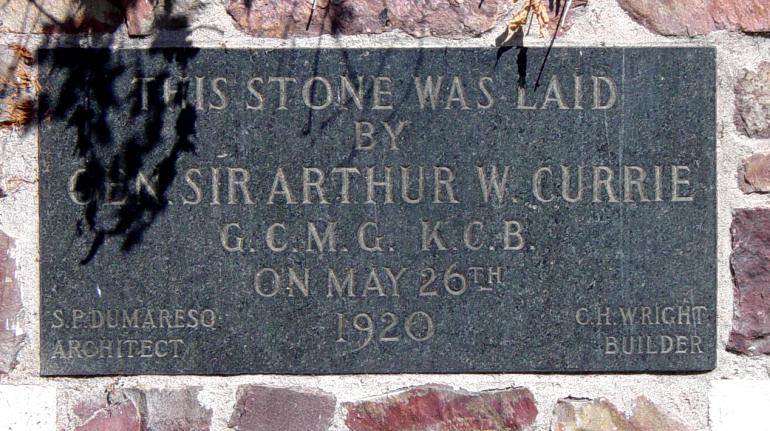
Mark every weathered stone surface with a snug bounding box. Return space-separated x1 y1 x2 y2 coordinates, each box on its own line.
72 396 106 424
0 230 23 374
75 390 142 431
546 0 588 36
737 153 770 193
551 396 691 431
156 0 206 29
73 387 211 431
346 385 537 431
125 0 157 36
729 209 770 355
0 0 202 35
0 0 125 33
617 0 770 36
138 388 212 431
735 63 770 139
552 398 632 431
125 0 206 35
226 0 511 38
0 44 36 128
228 385 335 431
76 403 142 431
629 396 691 431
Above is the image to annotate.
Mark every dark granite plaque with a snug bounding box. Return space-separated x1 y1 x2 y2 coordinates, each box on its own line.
38 48 716 375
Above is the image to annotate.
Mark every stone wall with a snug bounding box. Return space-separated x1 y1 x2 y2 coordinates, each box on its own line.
0 0 768 429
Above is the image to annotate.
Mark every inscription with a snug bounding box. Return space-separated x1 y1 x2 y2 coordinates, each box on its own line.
48 308 218 361
574 303 709 355
50 308 217 329
336 311 436 352
604 335 703 355
38 48 716 374
131 74 618 113
68 164 696 207
52 338 186 360
575 304 709 327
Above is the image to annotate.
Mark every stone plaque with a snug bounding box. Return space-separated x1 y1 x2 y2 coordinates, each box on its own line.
38 48 716 375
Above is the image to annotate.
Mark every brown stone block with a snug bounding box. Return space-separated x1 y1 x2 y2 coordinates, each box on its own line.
729 209 770 355
228 385 335 431
226 0 511 38
617 0 770 36
551 396 692 431
735 63 770 139
345 385 537 431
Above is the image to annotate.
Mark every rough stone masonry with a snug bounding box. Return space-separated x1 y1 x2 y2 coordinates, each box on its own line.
0 0 768 430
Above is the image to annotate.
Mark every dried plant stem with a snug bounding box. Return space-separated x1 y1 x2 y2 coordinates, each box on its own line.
534 0 572 88
504 0 550 42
